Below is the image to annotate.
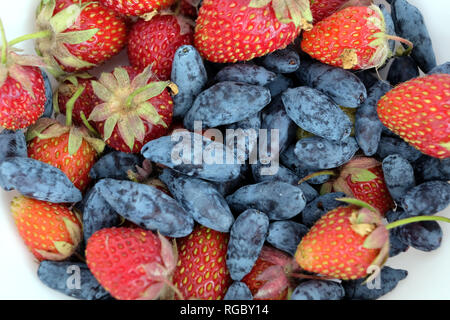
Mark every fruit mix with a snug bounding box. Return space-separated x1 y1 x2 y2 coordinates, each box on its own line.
0 0 449 300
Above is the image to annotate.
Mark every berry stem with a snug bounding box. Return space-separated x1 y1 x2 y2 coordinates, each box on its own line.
298 170 336 184
80 111 100 137
65 86 86 127
385 215 450 230
125 83 156 107
7 30 52 47
0 19 8 65
385 35 414 56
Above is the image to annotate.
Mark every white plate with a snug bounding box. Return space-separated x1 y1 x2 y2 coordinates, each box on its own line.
0 0 449 300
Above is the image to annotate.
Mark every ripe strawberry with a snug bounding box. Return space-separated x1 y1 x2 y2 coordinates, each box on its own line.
11 196 82 261
55 73 101 127
127 14 194 80
177 0 200 19
35 0 127 76
194 0 313 63
88 66 174 153
172 225 232 300
301 5 409 70
86 227 178 300
321 157 395 215
0 20 47 130
242 246 293 300
295 201 389 280
99 0 176 16
310 0 347 23
27 118 104 192
377 74 450 159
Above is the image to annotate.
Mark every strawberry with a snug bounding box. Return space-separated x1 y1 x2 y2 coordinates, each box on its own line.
127 14 194 80
172 225 232 300
55 73 101 127
295 200 389 280
310 0 348 23
0 20 47 130
242 246 293 300
99 0 176 16
377 74 450 159
34 0 127 76
86 227 178 300
177 0 200 19
320 157 395 215
88 66 174 153
301 5 410 70
11 196 82 261
194 0 313 63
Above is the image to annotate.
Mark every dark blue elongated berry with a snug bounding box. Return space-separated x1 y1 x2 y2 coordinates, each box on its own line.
251 163 318 203
89 151 143 180
266 220 309 256
343 266 408 300
0 130 27 164
428 61 450 75
261 48 300 74
0 157 82 202
295 59 367 108
382 154 416 203
280 145 331 185
159 169 234 232
171 45 208 118
391 0 437 73
353 70 379 90
379 4 396 53
394 219 443 252
226 181 306 220
215 64 276 86
224 282 253 300
291 280 345 300
355 81 392 156
183 81 271 130
389 230 409 257
266 74 293 97
95 179 194 238
41 70 53 118
260 95 297 154
282 87 352 142
224 112 261 162
387 56 420 86
38 261 112 300
141 132 242 182
210 170 247 196
226 209 269 281
414 156 450 183
401 181 450 215
301 192 347 227
377 136 422 163
294 137 359 169
81 184 121 242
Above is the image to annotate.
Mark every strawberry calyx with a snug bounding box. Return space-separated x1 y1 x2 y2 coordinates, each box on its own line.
88 66 176 151
33 0 100 77
249 0 313 31
53 72 93 114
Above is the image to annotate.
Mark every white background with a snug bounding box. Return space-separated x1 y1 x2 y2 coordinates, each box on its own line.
0 0 449 300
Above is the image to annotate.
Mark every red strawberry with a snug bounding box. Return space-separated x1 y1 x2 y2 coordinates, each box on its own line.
88 66 174 153
11 196 82 261
0 20 47 130
34 0 127 76
172 225 232 300
128 14 194 80
295 201 389 280
242 246 293 300
99 0 176 16
86 227 178 300
178 0 200 19
194 0 313 63
55 73 101 127
26 118 104 192
377 74 450 159
301 5 409 70
310 0 347 23
321 157 395 215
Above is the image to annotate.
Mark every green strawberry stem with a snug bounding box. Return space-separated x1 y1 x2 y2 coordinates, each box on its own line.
80 111 100 137
385 215 450 230
385 34 414 56
65 85 86 127
0 18 7 64
125 83 157 108
7 30 52 47
298 170 336 184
